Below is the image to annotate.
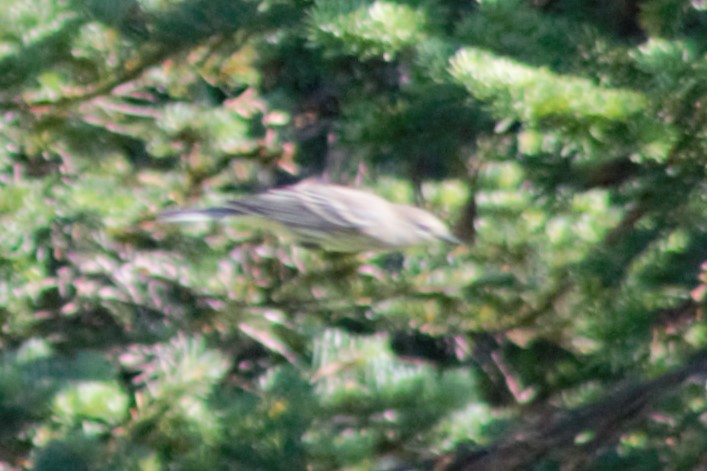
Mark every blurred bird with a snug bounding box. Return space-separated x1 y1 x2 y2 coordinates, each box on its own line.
158 181 459 252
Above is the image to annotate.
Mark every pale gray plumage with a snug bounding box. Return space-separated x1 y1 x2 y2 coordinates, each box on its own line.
158 181 459 252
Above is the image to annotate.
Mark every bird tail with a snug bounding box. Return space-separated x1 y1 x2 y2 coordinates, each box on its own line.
157 207 245 223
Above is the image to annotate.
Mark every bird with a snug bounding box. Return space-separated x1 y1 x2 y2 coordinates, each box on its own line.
158 180 460 252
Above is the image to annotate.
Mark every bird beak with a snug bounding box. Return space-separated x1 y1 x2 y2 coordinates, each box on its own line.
440 232 462 245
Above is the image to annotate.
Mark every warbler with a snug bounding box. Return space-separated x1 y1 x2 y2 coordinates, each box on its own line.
158 181 459 252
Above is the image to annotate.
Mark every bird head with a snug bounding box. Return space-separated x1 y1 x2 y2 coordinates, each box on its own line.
397 206 460 246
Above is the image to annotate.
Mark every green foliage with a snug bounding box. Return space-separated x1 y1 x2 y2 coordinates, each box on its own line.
309 0 444 59
0 0 706 469
449 48 647 123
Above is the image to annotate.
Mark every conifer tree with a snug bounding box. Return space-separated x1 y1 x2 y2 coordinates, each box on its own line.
0 0 705 469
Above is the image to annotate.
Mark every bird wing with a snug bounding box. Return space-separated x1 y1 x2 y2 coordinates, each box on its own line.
223 184 383 232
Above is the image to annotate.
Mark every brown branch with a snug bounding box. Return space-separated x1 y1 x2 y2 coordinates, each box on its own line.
436 350 707 471
25 47 177 110
602 201 648 247
2 0 264 111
